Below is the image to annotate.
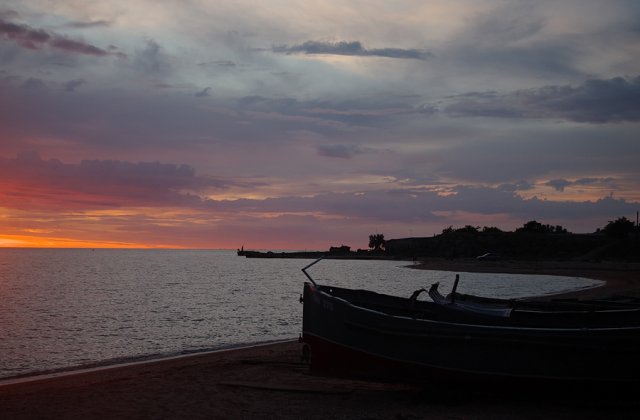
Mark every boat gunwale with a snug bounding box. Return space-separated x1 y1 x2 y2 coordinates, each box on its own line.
310 283 640 333
428 283 640 316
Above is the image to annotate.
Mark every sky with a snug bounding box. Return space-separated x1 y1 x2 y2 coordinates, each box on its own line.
1 0 639 249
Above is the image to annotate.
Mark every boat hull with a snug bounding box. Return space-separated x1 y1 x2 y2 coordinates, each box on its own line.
301 283 640 385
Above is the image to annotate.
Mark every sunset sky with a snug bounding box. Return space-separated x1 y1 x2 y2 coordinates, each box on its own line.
1 1 639 249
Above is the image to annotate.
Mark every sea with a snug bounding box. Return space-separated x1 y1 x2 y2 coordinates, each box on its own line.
0 249 602 379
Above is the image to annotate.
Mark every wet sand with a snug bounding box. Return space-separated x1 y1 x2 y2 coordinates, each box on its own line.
2 260 639 419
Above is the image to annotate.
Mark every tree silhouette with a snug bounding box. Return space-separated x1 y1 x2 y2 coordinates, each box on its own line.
458 225 480 234
482 226 503 234
441 226 454 234
603 217 635 238
368 233 386 251
516 220 568 234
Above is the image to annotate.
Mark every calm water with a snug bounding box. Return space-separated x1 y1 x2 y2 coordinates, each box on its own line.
0 249 601 379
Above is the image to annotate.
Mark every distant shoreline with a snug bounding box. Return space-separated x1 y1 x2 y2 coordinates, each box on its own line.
237 249 396 259
238 249 640 299
236 245 640 296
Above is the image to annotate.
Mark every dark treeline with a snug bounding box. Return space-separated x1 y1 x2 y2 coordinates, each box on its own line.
239 217 639 261
384 217 640 262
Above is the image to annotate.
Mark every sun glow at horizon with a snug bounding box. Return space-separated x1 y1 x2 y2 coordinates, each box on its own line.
0 234 181 249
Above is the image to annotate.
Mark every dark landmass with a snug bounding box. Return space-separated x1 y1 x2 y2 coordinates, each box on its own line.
237 249 396 259
385 230 640 262
239 228 640 263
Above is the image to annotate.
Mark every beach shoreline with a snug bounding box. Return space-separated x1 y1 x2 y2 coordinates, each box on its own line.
2 260 639 419
0 339 296 387
410 258 640 299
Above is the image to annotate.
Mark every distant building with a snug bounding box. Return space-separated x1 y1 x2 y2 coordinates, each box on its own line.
329 245 351 255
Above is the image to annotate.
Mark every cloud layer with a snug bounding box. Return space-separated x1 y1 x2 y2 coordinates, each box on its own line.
1 0 639 248
446 76 640 123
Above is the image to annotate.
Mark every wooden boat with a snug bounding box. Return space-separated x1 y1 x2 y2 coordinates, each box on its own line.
300 259 640 386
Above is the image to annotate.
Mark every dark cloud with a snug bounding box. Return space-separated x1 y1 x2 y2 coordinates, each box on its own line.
0 17 114 56
521 76 640 123
64 78 86 92
49 37 109 56
64 20 111 29
0 152 235 210
545 179 572 192
195 87 211 97
546 177 615 192
273 40 432 60
445 76 640 123
0 18 49 49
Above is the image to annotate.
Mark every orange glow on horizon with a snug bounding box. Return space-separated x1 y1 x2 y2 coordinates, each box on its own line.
0 234 184 249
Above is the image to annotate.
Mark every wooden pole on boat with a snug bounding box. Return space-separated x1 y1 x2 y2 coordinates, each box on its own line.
301 257 324 287
450 274 460 303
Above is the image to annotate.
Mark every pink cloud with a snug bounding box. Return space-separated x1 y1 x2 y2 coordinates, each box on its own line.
0 19 49 49
0 18 119 57
0 152 230 210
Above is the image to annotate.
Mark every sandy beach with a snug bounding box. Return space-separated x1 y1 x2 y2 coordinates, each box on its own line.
2 260 639 419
